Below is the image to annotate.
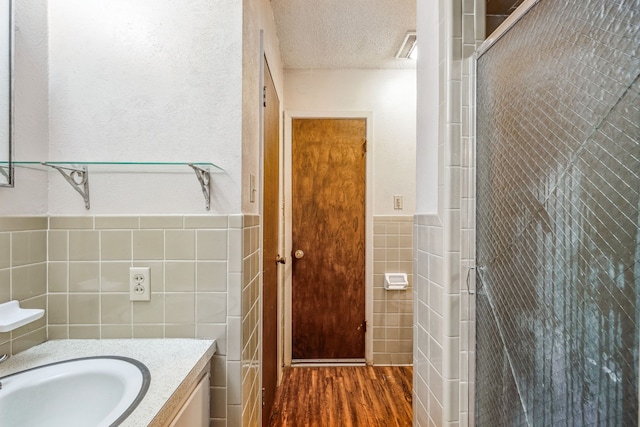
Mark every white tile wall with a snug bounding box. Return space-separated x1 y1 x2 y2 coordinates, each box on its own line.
414 0 482 426
240 215 261 427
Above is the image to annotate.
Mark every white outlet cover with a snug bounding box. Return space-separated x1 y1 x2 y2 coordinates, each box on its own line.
130 267 151 301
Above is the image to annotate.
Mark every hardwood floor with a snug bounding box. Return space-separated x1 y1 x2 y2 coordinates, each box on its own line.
268 366 413 427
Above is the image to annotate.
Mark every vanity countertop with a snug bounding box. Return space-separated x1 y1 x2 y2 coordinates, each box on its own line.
0 339 217 427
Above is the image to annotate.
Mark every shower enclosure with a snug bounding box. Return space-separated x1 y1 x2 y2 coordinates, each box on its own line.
474 0 639 425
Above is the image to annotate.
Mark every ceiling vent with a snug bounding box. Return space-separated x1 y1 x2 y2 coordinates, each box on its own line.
395 32 417 59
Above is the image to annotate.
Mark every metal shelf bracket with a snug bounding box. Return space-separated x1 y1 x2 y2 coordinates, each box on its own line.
188 163 211 210
42 162 90 209
0 165 11 181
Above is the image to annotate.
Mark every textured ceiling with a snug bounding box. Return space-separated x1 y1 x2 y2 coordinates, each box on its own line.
271 0 417 69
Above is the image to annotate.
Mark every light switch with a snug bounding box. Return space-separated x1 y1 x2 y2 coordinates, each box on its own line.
394 195 403 210
250 174 256 203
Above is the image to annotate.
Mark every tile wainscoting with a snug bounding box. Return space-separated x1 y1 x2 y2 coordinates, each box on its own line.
373 215 414 365
413 0 482 425
0 217 48 357
0 214 259 427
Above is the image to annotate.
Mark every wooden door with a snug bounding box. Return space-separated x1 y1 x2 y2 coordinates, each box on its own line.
291 118 366 360
262 59 280 426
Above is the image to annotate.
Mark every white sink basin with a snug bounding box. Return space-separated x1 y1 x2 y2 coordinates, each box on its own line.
0 356 150 427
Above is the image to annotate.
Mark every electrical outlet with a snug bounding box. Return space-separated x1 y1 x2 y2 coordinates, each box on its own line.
130 267 151 301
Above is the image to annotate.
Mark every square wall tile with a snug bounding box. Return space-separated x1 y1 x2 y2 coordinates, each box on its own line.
165 293 195 323
165 262 196 292
101 230 132 260
165 230 195 260
101 294 132 324
48 294 68 324
11 263 46 301
48 231 68 261
12 231 46 266
48 262 68 293
69 294 99 324
100 262 130 292
69 231 99 261
196 261 227 292
196 293 226 323
133 230 164 260
133 295 165 324
197 230 228 261
69 262 100 292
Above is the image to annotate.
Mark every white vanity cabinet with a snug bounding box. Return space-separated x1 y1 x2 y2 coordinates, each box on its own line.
168 372 210 427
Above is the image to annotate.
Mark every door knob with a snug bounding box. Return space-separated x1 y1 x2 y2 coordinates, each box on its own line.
294 249 304 259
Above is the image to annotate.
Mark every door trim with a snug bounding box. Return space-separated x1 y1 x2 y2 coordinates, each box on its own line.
283 111 374 366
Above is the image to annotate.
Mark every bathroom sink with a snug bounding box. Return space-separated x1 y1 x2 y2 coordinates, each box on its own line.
0 356 150 427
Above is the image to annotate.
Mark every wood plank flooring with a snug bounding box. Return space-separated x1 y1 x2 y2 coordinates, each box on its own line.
268 366 413 427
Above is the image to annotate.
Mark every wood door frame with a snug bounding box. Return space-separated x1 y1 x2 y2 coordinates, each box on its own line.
283 111 374 366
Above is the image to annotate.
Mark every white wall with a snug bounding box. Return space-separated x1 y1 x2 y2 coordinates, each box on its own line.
415 1 440 214
47 0 243 215
0 0 49 215
3 0 285 216
241 0 284 214
282 68 416 365
284 68 417 215
0 1 9 152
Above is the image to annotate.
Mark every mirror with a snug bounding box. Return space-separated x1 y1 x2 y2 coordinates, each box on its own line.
0 0 12 187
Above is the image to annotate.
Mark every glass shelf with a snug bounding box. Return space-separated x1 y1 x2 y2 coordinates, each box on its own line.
11 161 224 173
3 161 224 210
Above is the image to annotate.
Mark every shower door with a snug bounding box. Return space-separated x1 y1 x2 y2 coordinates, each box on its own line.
475 1 640 425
